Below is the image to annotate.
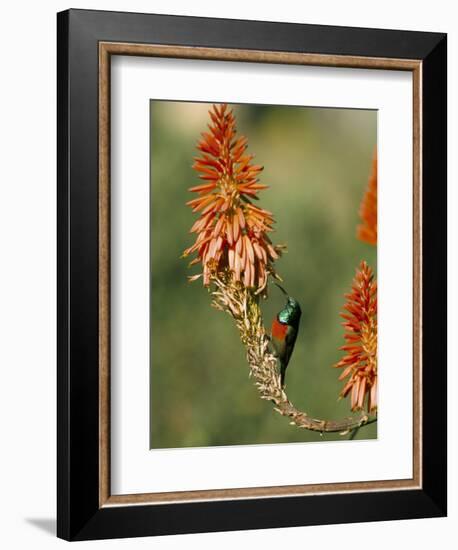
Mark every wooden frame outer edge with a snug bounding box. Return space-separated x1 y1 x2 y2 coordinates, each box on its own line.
98 42 422 507
412 62 423 489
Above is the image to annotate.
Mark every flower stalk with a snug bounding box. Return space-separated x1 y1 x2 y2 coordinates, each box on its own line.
211 271 376 433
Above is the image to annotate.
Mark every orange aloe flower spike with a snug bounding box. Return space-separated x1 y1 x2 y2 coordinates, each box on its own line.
334 261 377 413
183 103 282 292
357 152 377 246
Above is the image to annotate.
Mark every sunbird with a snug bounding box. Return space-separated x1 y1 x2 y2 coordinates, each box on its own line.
270 284 302 387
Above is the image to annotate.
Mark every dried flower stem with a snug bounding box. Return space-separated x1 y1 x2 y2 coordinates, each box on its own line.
211 272 377 434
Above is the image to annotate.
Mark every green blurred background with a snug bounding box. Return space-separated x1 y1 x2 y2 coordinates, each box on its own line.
150 101 377 449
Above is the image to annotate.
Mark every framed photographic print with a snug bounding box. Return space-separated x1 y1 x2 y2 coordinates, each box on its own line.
57 9 447 541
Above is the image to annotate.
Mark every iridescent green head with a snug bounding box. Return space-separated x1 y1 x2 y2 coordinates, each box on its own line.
275 284 302 325
278 297 301 325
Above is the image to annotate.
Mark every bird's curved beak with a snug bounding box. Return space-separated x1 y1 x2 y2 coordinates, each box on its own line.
274 283 288 297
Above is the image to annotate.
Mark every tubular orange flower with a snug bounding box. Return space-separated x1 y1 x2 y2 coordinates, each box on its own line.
357 153 377 245
334 260 377 412
183 104 282 291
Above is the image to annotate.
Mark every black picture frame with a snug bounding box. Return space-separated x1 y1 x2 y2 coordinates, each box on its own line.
57 8 447 541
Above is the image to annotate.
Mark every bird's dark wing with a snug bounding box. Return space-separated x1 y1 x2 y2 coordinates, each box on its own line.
283 324 298 368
